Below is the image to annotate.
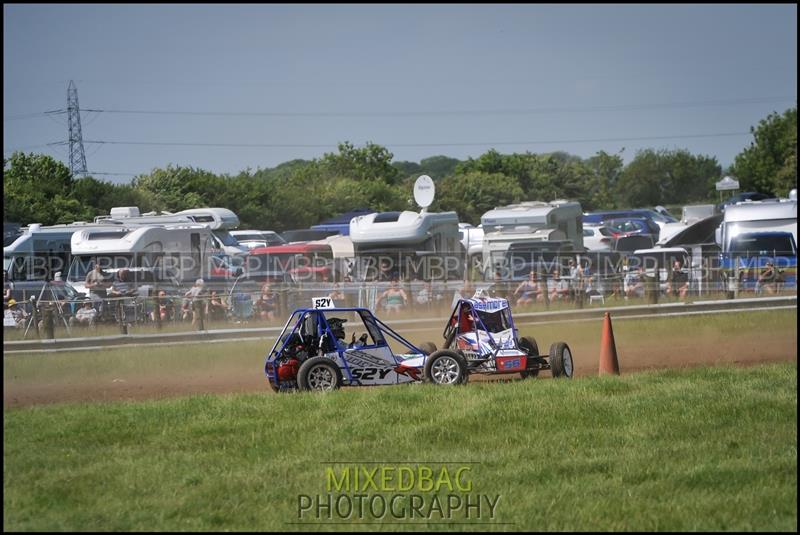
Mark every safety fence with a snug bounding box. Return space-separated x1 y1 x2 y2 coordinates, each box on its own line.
4 274 796 342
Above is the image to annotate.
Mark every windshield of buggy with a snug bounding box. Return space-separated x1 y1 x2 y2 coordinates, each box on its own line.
475 308 512 333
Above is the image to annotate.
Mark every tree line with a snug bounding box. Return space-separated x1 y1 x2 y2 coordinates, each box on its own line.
4 107 796 229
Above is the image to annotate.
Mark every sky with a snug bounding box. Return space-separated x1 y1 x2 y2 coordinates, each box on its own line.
3 4 797 184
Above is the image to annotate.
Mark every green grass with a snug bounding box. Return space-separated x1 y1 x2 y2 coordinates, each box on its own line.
4 363 797 531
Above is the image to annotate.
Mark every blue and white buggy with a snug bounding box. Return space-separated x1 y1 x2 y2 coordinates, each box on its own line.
264 298 440 392
429 290 574 381
264 293 573 393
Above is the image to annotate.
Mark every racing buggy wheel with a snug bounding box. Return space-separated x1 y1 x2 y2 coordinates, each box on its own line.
297 357 343 392
424 350 468 385
549 342 574 378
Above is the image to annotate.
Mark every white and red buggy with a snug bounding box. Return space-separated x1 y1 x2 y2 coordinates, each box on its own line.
408 290 574 383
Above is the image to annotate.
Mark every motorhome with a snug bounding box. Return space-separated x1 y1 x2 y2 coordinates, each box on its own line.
349 210 462 281
716 199 797 252
716 198 797 289
66 224 232 295
4 222 132 282
481 201 584 279
94 206 248 256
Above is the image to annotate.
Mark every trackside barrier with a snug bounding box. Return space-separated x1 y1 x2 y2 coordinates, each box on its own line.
3 295 795 354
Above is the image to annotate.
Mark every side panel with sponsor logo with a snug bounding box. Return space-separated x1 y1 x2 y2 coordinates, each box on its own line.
341 346 417 385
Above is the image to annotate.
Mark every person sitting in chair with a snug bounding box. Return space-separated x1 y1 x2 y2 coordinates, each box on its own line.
70 300 98 329
5 299 28 329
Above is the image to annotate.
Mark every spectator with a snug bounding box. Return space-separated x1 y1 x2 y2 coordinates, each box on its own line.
3 270 12 305
514 271 543 305
756 261 783 295
256 283 278 321
108 269 135 298
378 260 394 282
182 279 206 327
69 300 97 329
548 270 570 302
5 299 28 328
85 264 108 294
154 290 175 322
584 275 602 298
415 281 435 306
328 283 346 305
84 264 109 314
667 260 689 299
378 279 408 315
206 290 228 322
625 266 645 299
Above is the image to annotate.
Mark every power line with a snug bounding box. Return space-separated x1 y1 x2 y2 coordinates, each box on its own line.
3 109 67 121
79 131 752 149
80 96 796 118
5 96 795 122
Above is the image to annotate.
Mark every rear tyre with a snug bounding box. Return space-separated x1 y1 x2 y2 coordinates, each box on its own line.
297 357 342 392
518 336 540 379
424 350 468 385
549 342 574 378
418 341 438 355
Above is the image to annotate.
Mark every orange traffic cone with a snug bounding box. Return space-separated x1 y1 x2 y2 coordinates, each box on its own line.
599 312 620 376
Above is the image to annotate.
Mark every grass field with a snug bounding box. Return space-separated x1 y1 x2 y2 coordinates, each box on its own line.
4 363 797 531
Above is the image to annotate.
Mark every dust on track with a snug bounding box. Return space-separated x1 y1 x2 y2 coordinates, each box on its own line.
5 328 796 408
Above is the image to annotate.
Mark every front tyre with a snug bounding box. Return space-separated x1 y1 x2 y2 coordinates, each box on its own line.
549 342 574 378
518 336 540 379
424 350 468 385
297 357 342 392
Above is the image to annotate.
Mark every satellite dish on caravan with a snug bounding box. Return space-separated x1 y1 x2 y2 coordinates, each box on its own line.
414 175 435 213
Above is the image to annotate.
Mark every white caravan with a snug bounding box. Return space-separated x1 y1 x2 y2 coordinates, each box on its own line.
94 206 247 256
3 222 134 282
349 210 462 281
481 200 584 279
67 224 227 295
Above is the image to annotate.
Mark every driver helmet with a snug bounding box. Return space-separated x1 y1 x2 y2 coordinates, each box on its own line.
327 317 347 340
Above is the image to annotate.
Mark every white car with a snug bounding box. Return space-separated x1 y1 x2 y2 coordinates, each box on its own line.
230 230 285 250
583 225 614 251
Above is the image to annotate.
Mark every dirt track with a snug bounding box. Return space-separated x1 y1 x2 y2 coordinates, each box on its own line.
4 325 796 408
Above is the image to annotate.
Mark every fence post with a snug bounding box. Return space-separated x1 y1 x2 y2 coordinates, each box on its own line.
43 305 55 340
196 298 205 331
646 275 659 304
117 299 128 335
542 270 550 310
154 294 162 330
30 297 41 340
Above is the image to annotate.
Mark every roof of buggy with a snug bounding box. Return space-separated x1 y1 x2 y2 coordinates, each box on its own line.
461 295 509 312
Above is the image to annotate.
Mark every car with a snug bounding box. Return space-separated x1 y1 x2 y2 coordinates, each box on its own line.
583 225 614 251
229 230 286 250
604 217 661 240
5 279 85 326
418 290 574 380
583 209 678 230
